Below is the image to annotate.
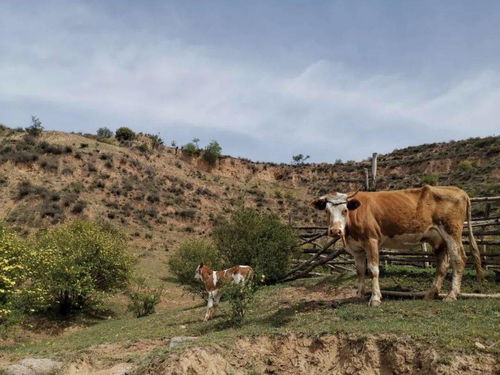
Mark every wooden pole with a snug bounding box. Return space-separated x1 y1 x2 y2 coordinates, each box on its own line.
371 153 378 191
364 168 370 191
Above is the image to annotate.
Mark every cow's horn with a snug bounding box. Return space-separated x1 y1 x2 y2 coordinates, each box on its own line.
347 189 360 199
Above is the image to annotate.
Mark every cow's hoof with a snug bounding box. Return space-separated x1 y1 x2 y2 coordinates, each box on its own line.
443 294 457 302
369 299 382 307
424 289 438 300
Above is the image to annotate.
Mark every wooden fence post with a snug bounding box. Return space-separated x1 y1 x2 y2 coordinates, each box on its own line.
371 153 378 191
364 168 370 191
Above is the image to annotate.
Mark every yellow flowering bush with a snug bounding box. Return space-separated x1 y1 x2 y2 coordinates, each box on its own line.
23 220 133 314
0 223 28 321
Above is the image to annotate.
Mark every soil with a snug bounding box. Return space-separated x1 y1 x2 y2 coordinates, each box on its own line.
138 333 498 375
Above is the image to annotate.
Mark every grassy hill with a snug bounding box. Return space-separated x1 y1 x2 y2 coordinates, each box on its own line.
0 126 499 374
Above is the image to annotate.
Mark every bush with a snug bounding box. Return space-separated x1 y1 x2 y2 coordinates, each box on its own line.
0 223 29 322
22 221 133 314
97 127 113 138
420 175 439 186
150 134 164 150
168 239 222 295
202 140 222 166
115 127 136 141
127 278 163 318
213 208 297 283
223 277 258 326
25 116 43 137
182 142 199 157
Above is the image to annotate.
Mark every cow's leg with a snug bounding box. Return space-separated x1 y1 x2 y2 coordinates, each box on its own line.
443 233 465 302
424 246 449 300
352 251 367 298
204 291 214 321
366 239 382 307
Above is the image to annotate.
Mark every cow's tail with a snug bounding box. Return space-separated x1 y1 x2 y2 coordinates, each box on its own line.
466 196 484 283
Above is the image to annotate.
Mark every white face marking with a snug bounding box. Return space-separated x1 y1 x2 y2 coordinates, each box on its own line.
194 265 202 280
325 193 349 235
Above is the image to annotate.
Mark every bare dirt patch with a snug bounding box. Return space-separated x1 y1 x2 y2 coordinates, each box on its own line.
139 333 498 375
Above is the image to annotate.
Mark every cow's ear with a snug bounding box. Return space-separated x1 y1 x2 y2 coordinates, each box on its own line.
199 263 204 268
347 199 361 211
311 197 327 210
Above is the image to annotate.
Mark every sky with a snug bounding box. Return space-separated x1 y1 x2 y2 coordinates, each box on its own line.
1 1 499 163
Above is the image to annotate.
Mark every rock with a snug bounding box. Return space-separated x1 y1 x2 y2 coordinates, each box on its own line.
2 359 62 375
474 342 486 350
1 364 36 375
169 336 198 348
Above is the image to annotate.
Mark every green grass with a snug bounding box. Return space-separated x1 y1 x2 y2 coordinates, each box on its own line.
1 267 499 366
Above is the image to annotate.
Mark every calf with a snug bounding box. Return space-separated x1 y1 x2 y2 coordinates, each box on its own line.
311 186 483 306
194 263 253 321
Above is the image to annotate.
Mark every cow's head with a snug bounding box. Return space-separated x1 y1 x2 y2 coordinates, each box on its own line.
311 191 361 243
194 263 204 281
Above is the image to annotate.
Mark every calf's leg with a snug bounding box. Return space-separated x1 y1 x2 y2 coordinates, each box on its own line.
204 291 214 321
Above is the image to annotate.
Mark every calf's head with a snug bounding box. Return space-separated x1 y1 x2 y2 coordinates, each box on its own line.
194 263 204 281
311 192 361 242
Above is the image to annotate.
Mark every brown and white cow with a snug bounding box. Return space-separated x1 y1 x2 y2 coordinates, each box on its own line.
194 263 254 321
311 185 483 306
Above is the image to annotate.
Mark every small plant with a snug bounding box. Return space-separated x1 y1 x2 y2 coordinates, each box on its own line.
223 277 259 326
291 153 310 165
420 174 439 186
115 127 136 141
25 116 44 137
150 134 164 150
97 127 113 138
202 140 222 166
127 278 163 318
182 142 200 157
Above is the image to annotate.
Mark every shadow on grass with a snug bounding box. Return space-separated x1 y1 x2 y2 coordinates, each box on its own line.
263 295 366 328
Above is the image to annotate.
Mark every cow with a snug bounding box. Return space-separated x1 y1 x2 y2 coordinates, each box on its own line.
194 263 254 321
311 185 483 306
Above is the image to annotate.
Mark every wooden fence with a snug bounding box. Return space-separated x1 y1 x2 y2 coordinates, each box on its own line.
285 196 500 282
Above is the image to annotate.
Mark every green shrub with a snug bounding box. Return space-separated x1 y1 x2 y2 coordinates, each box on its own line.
150 134 164 150
25 116 43 137
0 223 29 321
213 208 297 283
97 127 113 138
223 277 258 326
420 175 439 186
22 220 133 314
168 238 222 294
115 127 136 141
182 142 200 157
202 140 222 166
127 278 163 318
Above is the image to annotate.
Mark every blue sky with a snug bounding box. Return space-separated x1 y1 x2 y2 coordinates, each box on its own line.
1 1 499 162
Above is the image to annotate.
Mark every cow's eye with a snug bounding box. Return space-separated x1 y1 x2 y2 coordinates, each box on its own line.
342 209 347 215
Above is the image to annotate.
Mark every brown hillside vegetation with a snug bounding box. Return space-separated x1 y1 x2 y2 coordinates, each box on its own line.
1 126 499 374
1 127 499 286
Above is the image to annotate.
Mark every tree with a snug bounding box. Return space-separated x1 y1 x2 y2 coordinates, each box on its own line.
25 116 44 137
291 154 310 165
97 127 113 138
192 138 200 148
202 140 222 166
115 127 136 141
182 142 199 157
150 134 164 150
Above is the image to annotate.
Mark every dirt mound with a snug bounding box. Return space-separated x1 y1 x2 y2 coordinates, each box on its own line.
138 333 497 375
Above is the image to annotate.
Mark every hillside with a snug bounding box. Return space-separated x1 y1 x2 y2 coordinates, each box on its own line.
1 127 499 285
1 127 499 374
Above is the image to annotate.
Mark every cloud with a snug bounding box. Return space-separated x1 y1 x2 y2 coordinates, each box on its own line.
0 2 499 163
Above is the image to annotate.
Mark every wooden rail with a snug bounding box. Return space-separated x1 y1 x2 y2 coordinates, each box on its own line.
284 195 500 281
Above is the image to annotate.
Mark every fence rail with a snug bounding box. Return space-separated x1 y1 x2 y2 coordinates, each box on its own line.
285 195 500 281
